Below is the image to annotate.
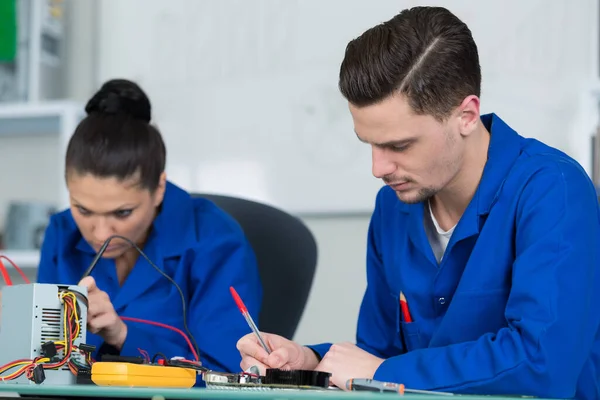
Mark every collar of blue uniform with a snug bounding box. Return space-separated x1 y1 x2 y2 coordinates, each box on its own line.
75 180 198 258
475 113 522 215
395 113 522 216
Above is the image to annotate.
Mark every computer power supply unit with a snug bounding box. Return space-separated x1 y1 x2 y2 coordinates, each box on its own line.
0 283 88 385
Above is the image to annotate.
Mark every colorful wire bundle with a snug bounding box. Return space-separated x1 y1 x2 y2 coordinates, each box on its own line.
0 290 93 383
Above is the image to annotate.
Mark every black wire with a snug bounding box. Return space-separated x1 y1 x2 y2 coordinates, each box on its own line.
151 352 169 364
81 235 201 361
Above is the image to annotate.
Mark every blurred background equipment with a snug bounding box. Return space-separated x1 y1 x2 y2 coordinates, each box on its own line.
3 201 56 250
0 0 67 103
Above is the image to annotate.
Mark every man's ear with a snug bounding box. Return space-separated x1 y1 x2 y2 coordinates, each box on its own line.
457 95 481 137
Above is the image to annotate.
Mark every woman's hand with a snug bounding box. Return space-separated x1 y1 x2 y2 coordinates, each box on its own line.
79 276 127 349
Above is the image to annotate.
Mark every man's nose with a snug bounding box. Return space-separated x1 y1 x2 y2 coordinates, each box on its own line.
372 146 397 179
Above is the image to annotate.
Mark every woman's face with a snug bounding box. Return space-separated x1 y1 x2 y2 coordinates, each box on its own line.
66 172 166 258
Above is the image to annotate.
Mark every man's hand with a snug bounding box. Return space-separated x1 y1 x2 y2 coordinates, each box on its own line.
315 342 384 389
79 276 127 349
237 332 319 374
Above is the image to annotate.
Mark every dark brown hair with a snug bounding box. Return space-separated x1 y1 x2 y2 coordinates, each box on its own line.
65 79 166 191
339 6 481 121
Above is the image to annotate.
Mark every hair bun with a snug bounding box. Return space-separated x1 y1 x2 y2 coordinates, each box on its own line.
85 79 151 123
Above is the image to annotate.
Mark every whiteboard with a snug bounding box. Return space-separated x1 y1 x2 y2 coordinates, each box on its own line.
96 0 594 214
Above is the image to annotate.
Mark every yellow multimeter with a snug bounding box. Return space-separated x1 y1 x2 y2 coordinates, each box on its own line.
91 362 197 388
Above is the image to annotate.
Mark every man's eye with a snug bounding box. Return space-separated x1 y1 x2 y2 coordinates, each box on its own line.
392 145 408 152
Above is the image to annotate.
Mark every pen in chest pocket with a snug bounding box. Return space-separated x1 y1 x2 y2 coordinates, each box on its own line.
400 291 412 323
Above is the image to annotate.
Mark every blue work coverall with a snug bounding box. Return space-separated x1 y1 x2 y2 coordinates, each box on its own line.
311 114 600 399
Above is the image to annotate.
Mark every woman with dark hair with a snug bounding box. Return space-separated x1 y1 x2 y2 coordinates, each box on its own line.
36 79 262 375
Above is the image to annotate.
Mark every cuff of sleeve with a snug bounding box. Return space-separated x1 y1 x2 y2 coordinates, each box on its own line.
305 343 333 361
373 356 405 385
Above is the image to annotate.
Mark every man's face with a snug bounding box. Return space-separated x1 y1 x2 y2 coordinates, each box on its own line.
350 94 466 204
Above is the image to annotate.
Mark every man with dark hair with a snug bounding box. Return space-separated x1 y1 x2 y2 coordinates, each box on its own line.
237 6 600 399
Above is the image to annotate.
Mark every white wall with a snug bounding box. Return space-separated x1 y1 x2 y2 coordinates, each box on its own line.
63 0 98 102
1 0 598 346
295 215 371 344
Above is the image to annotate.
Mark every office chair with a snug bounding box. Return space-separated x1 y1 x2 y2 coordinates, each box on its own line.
191 193 318 340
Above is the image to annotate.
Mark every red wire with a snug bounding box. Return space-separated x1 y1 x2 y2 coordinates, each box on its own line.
120 316 199 362
0 259 12 286
137 348 151 363
0 256 30 284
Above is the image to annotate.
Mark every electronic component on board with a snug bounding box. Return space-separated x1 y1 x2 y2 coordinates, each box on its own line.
203 368 331 391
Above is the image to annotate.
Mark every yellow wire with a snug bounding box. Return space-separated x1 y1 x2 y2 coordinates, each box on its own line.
0 357 50 377
0 365 30 381
57 291 83 368
60 292 80 340
63 295 68 356
0 362 29 375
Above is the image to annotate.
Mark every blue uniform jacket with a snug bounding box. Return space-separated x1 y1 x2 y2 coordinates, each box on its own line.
37 181 262 376
311 114 600 399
